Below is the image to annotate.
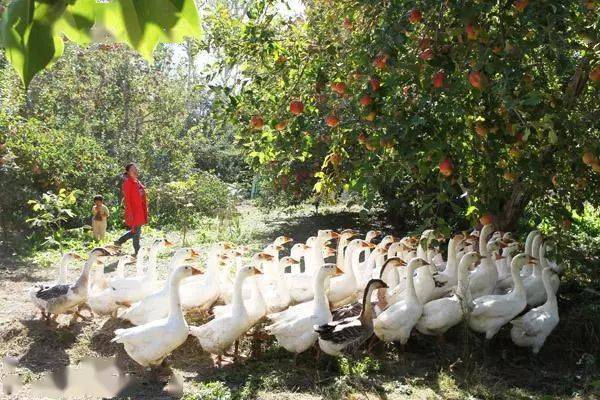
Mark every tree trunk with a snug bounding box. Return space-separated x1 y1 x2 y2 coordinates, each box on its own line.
495 182 530 232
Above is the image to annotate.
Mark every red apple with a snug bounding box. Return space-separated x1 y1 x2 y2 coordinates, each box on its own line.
591 162 600 173
289 100 304 115
329 152 341 167
331 82 347 95
590 67 600 82
465 23 480 40
582 151 597 165
439 158 453 177
408 8 422 24
370 78 381 91
514 0 529 12
275 120 288 131
432 70 445 88
552 175 558 186
468 70 485 89
418 37 432 51
359 95 373 106
503 171 516 182
250 115 264 129
373 53 389 70
479 214 494 226
419 48 434 61
515 132 524 143
475 122 488 137
343 17 353 29
562 219 572 230
325 115 340 127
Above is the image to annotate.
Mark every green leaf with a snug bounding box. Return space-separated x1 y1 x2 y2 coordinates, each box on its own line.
0 0 67 87
54 0 95 44
97 0 202 62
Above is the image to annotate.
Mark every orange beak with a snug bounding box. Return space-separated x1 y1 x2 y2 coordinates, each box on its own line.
253 266 264 275
191 267 203 276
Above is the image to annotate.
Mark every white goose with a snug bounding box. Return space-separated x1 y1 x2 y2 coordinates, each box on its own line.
328 239 371 308
429 234 464 299
180 250 225 310
261 256 298 313
190 265 263 367
373 258 429 344
266 263 342 355
416 252 482 336
284 245 336 304
468 253 530 339
469 233 503 298
88 255 136 317
523 241 560 307
118 249 200 325
494 241 520 293
108 247 150 305
31 248 112 322
520 230 540 278
510 267 559 353
28 252 84 307
112 264 201 367
385 252 436 305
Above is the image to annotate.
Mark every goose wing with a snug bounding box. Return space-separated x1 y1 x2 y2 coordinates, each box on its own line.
36 284 70 300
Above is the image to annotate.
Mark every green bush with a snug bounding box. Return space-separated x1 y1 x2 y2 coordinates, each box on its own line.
0 113 120 245
148 171 235 232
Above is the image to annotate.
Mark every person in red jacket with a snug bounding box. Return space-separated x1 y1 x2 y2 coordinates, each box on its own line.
114 163 148 256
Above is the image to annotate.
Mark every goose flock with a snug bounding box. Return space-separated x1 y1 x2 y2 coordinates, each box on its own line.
28 225 561 369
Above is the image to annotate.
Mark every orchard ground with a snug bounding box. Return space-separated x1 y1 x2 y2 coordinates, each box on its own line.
0 203 599 400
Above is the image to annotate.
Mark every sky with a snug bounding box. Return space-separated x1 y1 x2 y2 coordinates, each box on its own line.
170 0 305 74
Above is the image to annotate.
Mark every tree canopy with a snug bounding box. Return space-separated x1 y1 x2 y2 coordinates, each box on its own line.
201 0 599 234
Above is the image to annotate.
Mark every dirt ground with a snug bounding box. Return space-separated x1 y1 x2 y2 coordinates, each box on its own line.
1 206 599 399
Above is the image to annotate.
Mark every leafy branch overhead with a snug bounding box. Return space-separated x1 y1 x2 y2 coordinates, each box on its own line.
0 0 202 87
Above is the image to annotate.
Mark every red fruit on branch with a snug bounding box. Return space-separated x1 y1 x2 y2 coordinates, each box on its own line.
359 95 373 106
325 115 340 127
275 120 288 131
369 78 381 91
465 23 480 40
343 17 353 29
331 82 347 95
475 122 488 137
468 70 485 89
514 0 529 12
329 152 342 167
418 37 432 51
373 53 389 70
432 70 445 88
250 115 264 129
408 8 422 24
419 48 434 61
439 158 453 176
582 151 597 165
590 67 600 82
289 100 304 115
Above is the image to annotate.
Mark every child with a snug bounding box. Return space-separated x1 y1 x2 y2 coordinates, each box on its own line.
92 195 110 241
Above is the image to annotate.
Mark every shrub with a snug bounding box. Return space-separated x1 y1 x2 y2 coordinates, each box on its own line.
148 171 235 239
0 113 120 245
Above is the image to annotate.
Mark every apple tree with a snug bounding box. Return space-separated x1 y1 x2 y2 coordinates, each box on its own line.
203 0 600 232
